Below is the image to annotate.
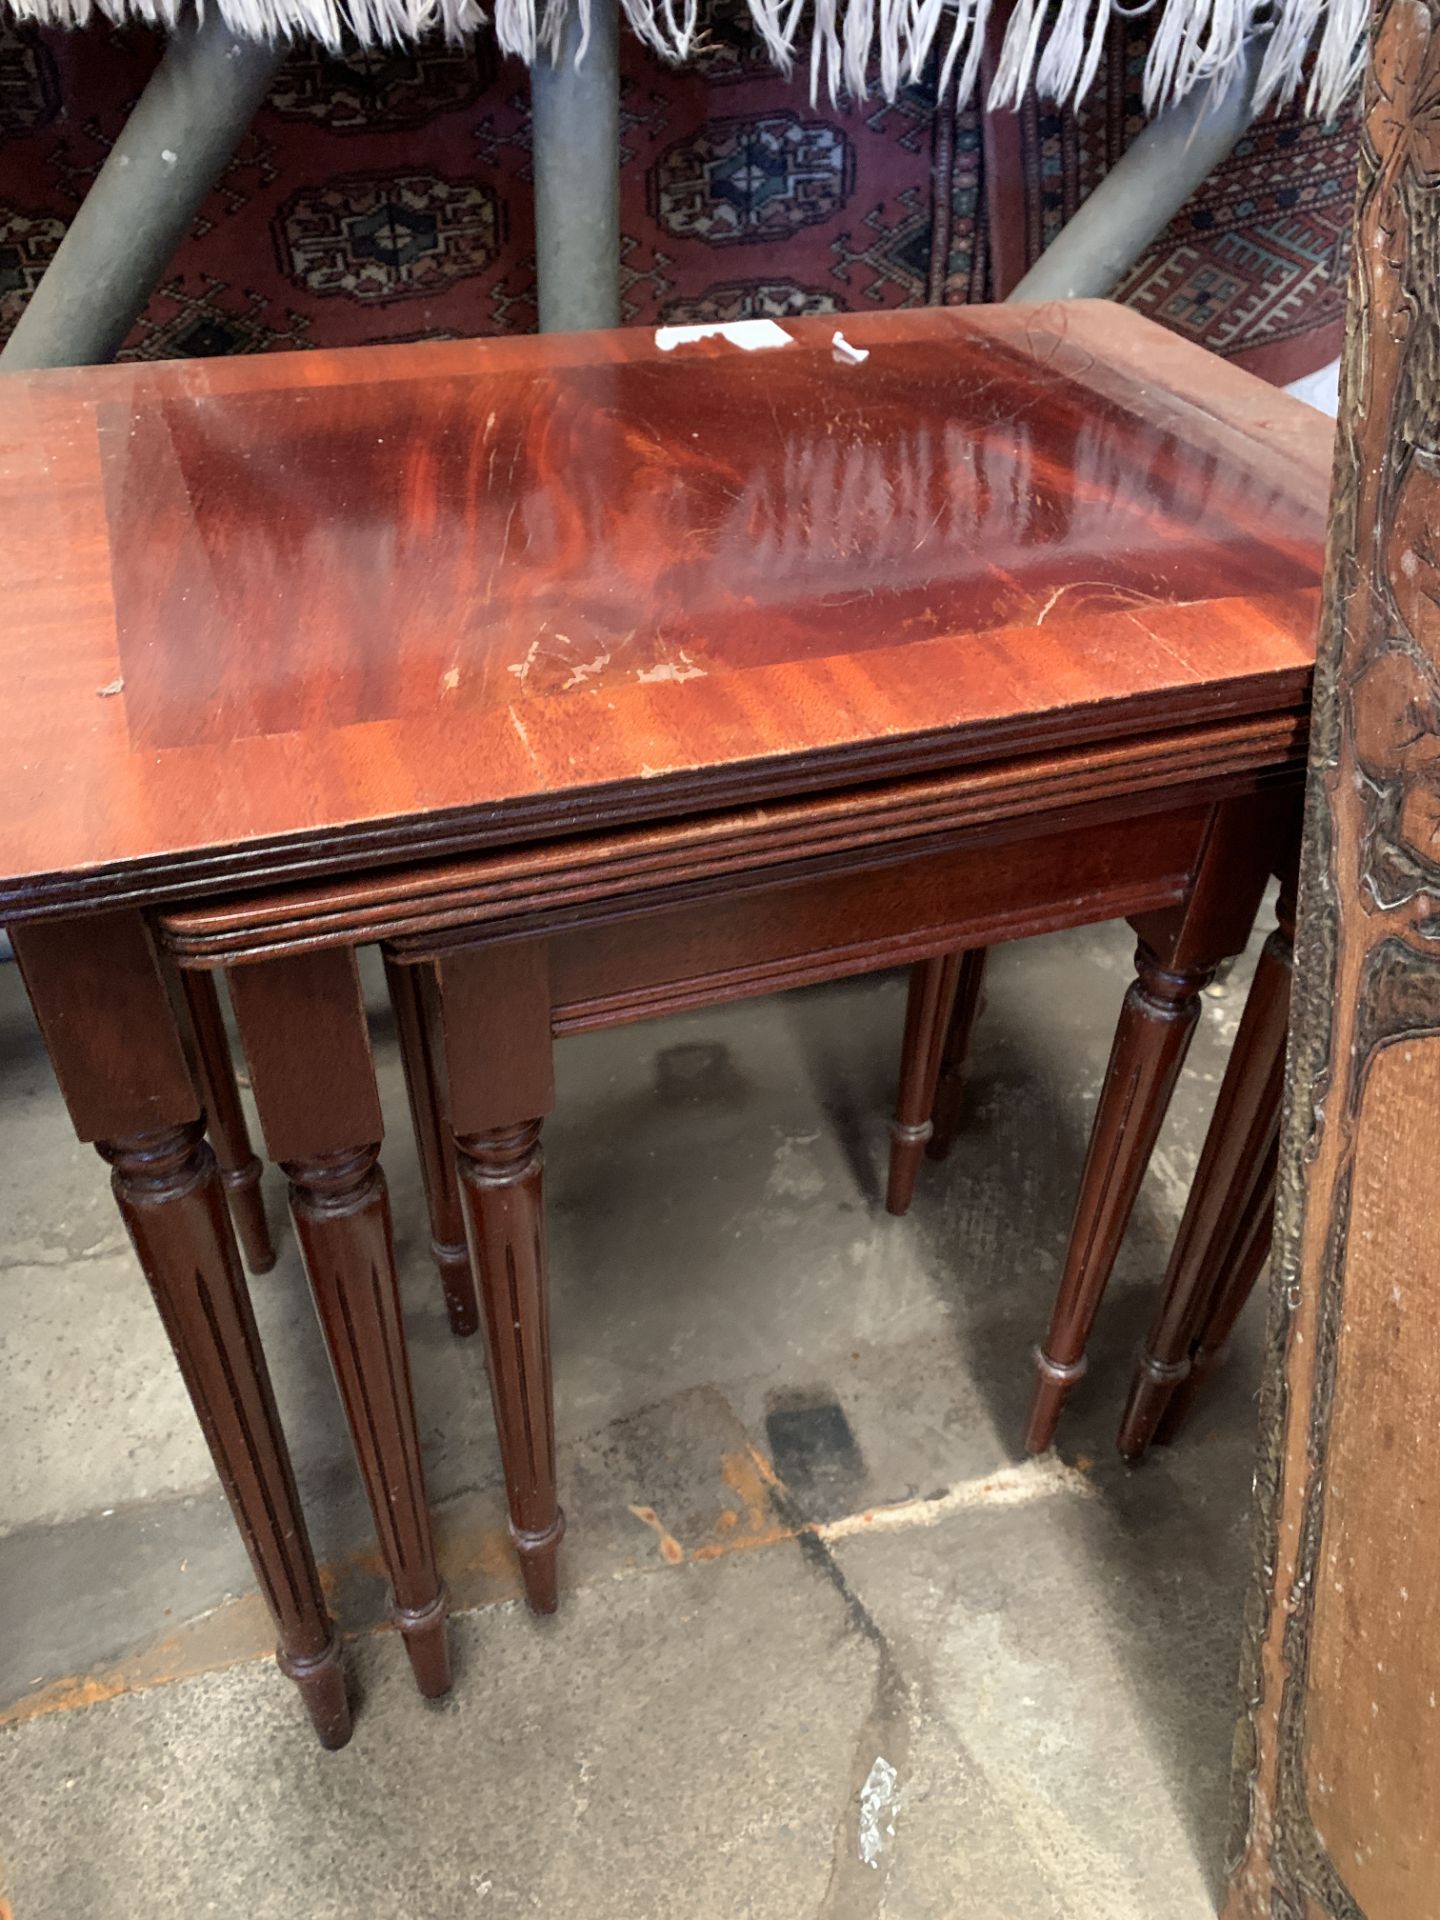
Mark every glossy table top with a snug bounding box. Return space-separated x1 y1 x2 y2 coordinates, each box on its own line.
0 302 1331 916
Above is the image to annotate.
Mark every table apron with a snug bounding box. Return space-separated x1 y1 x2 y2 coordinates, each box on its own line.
413 798 1217 1034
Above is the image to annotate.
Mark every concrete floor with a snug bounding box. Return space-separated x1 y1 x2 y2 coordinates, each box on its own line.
0 915 1272 1919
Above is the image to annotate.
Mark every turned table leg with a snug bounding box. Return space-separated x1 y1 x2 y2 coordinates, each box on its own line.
887 952 966 1215
1025 943 1215 1452
1023 798 1284 1453
180 967 276 1276
384 953 479 1339
228 949 451 1698
12 914 350 1748
1116 883 1294 1460
1153 1139 1279 1445
436 941 562 1615
927 947 988 1164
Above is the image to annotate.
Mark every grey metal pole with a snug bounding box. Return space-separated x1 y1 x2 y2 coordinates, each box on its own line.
1 10 285 372
1007 36 1265 304
531 0 621 332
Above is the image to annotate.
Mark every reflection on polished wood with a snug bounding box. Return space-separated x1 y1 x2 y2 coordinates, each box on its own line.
0 303 1325 920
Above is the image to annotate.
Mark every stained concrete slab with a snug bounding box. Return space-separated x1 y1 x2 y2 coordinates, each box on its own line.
0 911 1272 1917
833 1444 1257 1919
1 1551 878 1920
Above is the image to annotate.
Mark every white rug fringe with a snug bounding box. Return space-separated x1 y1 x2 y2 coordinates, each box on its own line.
0 0 1364 122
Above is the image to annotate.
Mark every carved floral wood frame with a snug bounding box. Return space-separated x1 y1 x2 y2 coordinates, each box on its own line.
1225 2 1440 1912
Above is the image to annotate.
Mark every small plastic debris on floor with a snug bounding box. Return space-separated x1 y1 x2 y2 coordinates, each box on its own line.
858 1754 901 1868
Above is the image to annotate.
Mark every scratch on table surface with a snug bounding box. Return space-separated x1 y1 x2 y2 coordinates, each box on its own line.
913 504 945 552
562 651 611 690
508 707 536 760
1034 583 1070 627
636 648 706 684
96 677 124 697
1034 580 1164 627
507 638 542 684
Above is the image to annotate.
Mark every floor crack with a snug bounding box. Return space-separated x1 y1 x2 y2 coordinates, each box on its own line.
759 1472 914 1920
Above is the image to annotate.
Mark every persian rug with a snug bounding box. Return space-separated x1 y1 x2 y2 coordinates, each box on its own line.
0 8 1355 380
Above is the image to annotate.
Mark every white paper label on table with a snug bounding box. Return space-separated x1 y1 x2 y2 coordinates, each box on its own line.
653 320 794 353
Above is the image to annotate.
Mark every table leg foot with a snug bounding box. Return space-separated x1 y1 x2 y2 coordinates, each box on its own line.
513 1515 565 1616
885 1118 933 1216
279 1636 353 1749
394 1587 453 1697
432 1238 479 1341
1154 1343 1230 1445
1116 1351 1192 1461
219 1157 276 1276
1024 1347 1088 1454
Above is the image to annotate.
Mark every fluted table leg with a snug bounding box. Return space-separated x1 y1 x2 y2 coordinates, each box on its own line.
1117 883 1294 1460
180 967 276 1276
384 952 479 1339
1153 1141 1278 1445
886 953 965 1215
1022 796 1284 1453
927 947 989 1163
13 913 350 1747
436 940 563 1615
1025 943 1214 1452
228 947 451 1699
455 1118 561 1613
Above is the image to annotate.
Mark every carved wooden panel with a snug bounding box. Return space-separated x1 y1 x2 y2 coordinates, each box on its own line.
1225 3 1440 1912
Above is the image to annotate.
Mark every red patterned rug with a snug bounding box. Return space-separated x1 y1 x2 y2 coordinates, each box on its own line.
0 9 1355 380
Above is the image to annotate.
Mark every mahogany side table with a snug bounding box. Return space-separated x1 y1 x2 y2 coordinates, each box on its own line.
0 304 1328 1732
